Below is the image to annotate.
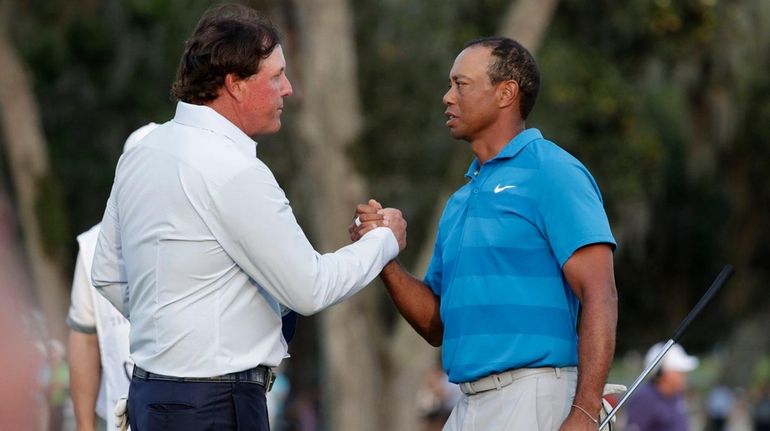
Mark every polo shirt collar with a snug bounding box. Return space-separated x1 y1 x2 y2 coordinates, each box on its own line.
464 128 543 178
173 101 258 157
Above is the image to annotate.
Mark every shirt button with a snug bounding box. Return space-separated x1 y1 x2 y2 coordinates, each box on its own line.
474 171 479 176
473 188 479 193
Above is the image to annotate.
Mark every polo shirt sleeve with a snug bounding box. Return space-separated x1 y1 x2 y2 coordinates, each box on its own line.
538 158 616 267
423 241 443 296
66 251 97 334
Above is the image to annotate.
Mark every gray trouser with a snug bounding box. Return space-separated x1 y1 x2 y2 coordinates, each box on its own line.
443 367 577 431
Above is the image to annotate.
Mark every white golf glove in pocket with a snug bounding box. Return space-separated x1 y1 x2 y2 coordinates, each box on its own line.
114 397 129 431
600 383 627 430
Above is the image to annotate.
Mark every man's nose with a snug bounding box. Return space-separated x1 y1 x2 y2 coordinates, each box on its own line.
282 76 293 97
442 87 454 106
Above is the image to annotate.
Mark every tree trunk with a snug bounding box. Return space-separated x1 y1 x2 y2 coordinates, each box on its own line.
292 0 381 429
0 3 69 342
499 0 560 50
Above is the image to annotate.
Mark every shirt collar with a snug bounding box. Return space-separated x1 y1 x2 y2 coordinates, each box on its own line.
464 128 543 178
172 101 258 157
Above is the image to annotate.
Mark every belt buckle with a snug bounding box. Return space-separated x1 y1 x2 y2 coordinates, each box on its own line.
265 368 276 392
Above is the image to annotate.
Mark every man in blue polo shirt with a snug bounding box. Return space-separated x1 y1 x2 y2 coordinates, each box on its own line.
352 37 617 430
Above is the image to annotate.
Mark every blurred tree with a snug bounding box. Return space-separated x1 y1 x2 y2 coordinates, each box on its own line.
10 0 212 241
706 0 770 386
284 0 441 428
534 0 770 387
288 0 380 429
0 182 47 431
0 0 69 341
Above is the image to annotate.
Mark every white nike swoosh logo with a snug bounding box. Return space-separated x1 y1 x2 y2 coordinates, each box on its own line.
494 184 517 193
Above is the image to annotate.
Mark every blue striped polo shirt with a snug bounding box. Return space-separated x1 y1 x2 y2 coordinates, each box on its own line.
424 128 616 383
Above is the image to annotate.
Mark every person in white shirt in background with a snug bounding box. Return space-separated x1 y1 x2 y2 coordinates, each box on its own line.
67 123 158 431
90 4 406 430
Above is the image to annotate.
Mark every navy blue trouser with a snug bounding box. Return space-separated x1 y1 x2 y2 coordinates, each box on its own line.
127 375 269 430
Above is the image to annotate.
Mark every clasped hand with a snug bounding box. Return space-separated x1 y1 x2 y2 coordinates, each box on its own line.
348 199 407 251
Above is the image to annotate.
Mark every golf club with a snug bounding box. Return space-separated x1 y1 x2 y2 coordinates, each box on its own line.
598 264 735 430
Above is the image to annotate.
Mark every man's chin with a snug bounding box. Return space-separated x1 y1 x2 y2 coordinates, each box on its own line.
448 128 467 141
252 121 282 137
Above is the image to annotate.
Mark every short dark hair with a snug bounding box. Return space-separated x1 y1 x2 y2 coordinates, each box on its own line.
171 4 280 104
463 37 540 120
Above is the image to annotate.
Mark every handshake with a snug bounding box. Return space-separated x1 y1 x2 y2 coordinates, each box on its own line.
348 199 407 252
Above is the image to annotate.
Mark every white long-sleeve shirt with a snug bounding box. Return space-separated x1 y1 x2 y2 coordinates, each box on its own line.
92 102 398 377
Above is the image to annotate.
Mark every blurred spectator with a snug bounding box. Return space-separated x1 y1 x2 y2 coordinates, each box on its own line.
47 340 69 431
417 360 461 431
754 385 770 431
626 342 699 431
285 388 320 431
706 384 735 431
267 371 291 431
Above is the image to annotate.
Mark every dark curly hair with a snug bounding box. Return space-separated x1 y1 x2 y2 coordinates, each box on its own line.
171 4 280 104
464 37 540 120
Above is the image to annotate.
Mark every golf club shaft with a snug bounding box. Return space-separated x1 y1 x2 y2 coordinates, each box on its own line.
598 264 735 430
598 339 675 429
671 265 735 342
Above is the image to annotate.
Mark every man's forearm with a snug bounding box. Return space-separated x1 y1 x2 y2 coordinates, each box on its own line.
380 261 443 346
68 331 101 431
561 244 618 417
572 290 617 414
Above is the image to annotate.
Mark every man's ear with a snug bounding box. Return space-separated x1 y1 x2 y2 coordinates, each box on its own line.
498 80 519 109
223 73 244 101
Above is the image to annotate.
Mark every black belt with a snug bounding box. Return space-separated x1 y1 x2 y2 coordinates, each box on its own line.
133 365 275 392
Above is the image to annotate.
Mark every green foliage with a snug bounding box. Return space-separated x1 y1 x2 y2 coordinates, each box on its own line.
11 0 211 258
34 173 70 262
535 43 666 201
536 0 770 354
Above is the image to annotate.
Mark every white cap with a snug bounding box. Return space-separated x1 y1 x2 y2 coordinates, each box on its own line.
645 342 699 373
123 122 159 153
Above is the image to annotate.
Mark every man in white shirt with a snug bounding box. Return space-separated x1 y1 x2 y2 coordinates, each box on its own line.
91 4 406 430
67 123 157 431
